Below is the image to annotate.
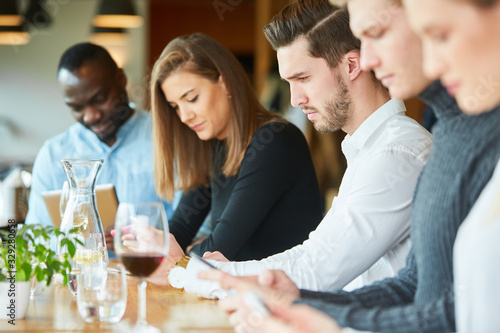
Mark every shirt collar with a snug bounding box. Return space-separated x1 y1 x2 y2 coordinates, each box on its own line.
341 98 406 163
115 106 139 140
75 104 140 152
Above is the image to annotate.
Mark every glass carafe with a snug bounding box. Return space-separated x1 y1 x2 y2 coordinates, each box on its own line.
57 159 108 295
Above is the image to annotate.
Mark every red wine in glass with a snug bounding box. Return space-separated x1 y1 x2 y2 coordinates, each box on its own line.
120 253 164 277
114 202 169 333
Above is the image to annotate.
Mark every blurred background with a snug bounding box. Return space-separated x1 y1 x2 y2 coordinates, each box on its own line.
0 0 300 165
0 0 427 216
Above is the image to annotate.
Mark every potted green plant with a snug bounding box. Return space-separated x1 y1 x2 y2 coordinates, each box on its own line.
0 223 81 321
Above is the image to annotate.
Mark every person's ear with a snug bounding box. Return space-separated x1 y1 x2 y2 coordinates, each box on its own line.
218 75 230 97
493 1 500 19
344 50 362 81
117 68 127 88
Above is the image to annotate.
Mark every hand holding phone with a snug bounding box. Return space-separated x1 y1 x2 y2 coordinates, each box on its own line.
243 291 270 316
190 252 219 270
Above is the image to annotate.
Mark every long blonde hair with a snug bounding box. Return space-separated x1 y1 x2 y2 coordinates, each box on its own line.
151 33 280 201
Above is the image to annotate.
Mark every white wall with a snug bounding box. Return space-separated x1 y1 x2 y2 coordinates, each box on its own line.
0 0 149 163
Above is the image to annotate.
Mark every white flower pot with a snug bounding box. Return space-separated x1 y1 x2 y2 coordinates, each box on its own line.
0 281 30 320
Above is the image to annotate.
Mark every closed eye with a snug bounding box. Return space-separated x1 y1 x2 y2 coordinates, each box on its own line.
430 31 449 43
367 28 384 39
188 96 198 103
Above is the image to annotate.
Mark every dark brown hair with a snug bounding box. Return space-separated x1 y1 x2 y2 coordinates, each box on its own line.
328 0 402 8
151 33 280 200
467 0 497 7
264 0 360 70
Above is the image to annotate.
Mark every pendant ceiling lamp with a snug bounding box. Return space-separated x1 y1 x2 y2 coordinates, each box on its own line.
0 0 29 45
90 26 129 67
0 25 29 45
0 0 22 26
93 0 143 29
90 26 128 46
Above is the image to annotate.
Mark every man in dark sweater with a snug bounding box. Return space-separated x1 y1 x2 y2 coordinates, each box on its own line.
200 0 500 332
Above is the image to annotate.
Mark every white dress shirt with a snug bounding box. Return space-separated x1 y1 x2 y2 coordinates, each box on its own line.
184 99 432 298
454 158 500 333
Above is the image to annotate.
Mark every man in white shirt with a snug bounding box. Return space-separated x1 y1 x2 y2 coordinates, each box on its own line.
176 3 432 298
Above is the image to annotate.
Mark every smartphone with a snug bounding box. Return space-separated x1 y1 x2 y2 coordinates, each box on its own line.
190 252 219 270
243 291 270 316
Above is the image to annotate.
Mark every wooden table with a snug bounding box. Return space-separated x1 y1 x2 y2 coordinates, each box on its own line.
0 276 234 332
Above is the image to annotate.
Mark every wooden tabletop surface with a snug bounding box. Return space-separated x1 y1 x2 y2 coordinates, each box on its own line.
0 276 234 332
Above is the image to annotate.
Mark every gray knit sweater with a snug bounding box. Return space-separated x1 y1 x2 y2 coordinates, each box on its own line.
297 81 500 332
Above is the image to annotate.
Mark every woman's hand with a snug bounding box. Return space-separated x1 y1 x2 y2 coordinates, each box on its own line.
202 250 230 262
148 233 185 286
187 236 207 253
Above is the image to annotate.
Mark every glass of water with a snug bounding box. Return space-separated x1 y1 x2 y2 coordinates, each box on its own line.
77 262 127 323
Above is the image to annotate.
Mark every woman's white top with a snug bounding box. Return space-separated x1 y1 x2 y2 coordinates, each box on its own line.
454 158 500 332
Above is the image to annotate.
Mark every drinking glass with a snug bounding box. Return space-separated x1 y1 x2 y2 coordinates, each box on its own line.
113 202 169 333
77 262 127 324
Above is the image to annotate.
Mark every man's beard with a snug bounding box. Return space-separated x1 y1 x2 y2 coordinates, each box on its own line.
313 73 352 134
82 102 132 143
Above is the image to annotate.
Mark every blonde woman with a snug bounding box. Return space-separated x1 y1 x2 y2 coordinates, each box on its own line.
151 33 322 262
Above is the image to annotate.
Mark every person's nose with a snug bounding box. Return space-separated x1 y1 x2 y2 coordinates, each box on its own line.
177 105 196 124
82 106 103 124
290 84 308 108
360 40 380 72
422 43 444 81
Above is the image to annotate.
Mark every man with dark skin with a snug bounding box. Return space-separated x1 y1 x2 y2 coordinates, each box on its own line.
57 50 132 147
26 43 179 251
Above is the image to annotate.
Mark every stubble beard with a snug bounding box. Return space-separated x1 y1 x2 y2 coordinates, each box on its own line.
313 74 352 134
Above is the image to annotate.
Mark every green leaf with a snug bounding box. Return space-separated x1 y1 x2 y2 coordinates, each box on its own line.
33 228 42 240
67 241 76 257
15 236 25 249
21 262 32 281
25 232 35 246
69 227 80 234
46 272 52 286
61 270 68 286
37 267 44 282
17 269 26 282
52 261 61 272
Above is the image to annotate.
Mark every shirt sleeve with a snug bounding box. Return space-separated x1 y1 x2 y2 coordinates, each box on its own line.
298 296 455 332
296 250 455 332
168 186 212 250
189 123 303 259
184 149 425 297
25 142 61 226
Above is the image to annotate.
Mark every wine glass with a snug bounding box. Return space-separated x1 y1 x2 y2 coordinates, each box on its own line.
113 202 169 332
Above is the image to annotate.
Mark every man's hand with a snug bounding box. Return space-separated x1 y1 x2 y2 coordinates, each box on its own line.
148 233 185 286
199 269 299 308
257 270 300 299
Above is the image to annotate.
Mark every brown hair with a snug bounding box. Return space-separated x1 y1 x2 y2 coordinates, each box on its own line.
151 33 280 201
328 0 401 7
264 0 360 70
467 0 497 7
